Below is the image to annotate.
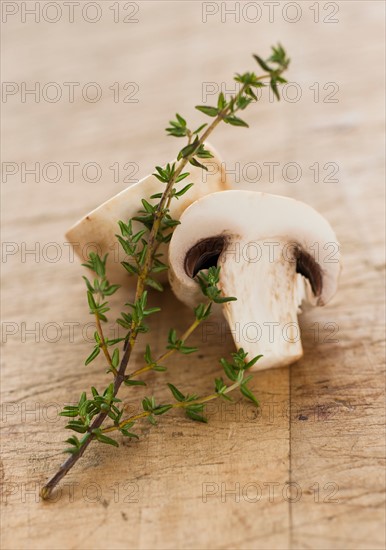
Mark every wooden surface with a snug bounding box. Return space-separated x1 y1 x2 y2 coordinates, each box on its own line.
1 1 385 549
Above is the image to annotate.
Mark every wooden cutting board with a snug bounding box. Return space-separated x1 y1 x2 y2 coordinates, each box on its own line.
1 2 385 548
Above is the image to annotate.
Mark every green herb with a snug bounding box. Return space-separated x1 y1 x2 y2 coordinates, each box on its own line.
41 45 290 500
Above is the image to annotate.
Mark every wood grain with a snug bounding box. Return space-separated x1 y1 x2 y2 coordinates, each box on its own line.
1 2 385 549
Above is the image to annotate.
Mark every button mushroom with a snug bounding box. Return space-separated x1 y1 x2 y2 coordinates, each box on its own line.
66 143 229 286
168 190 341 370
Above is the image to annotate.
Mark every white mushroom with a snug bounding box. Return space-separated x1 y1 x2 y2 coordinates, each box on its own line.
168 190 341 370
66 143 229 286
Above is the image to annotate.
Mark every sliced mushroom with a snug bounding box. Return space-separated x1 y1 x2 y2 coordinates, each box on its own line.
168 190 341 370
66 143 229 286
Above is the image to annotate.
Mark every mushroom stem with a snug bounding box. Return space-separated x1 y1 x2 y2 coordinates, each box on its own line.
218 238 304 370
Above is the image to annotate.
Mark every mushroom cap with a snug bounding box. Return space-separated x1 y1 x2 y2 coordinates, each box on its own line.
168 190 341 309
66 143 229 287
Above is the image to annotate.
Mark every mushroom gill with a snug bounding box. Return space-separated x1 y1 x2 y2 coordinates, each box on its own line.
295 247 323 298
184 236 226 278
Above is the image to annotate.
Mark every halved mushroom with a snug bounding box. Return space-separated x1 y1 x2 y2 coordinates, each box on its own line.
168 190 341 370
66 143 229 286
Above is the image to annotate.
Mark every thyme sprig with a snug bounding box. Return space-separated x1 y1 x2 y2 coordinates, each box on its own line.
41 45 290 500
103 349 261 432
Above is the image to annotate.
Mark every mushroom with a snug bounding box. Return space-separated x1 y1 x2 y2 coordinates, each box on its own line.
66 143 229 286
168 190 341 370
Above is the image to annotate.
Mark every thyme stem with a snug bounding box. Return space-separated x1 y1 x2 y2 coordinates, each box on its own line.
94 313 116 375
102 380 241 433
125 309 204 380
